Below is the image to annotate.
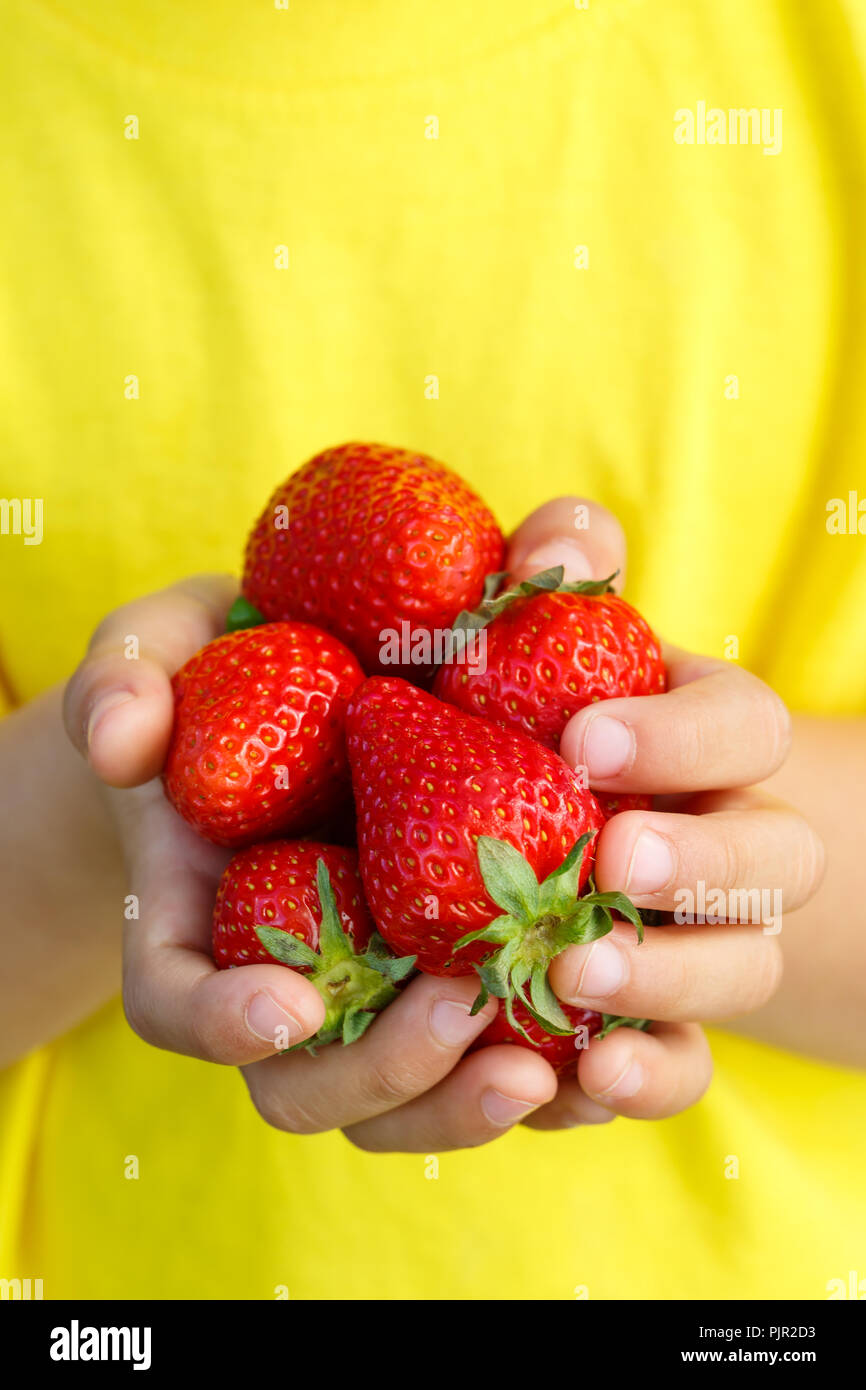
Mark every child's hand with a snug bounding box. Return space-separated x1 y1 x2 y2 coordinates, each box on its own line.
62 579 557 1148
63 533 820 1147
504 498 825 1130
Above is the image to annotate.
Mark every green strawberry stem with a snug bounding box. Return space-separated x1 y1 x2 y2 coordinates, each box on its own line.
452 565 619 633
256 858 416 1051
225 595 267 633
598 1014 652 1040
453 833 644 1044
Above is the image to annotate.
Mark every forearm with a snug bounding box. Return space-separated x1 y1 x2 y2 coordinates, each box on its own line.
0 686 125 1066
720 715 866 1067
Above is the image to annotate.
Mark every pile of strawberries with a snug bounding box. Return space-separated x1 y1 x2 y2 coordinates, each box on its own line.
163 443 667 1071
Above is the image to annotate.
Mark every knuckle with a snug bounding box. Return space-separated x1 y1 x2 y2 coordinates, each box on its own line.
87 610 129 654
692 1034 714 1099
753 938 784 1007
647 948 692 1018
247 1085 290 1132
757 683 792 770
674 690 714 780
661 1028 713 1115
60 673 87 744
121 974 160 1048
185 1006 230 1066
247 1080 327 1136
341 1124 385 1153
62 654 118 737
719 829 754 895
796 820 826 901
356 1058 422 1110
662 952 693 1017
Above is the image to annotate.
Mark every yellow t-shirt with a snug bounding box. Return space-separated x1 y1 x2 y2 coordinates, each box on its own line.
1 0 865 1299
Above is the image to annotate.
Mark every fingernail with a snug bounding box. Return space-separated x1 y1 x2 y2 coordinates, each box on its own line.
246 990 305 1047
625 829 674 895
481 1089 540 1127
519 538 594 584
571 938 627 1001
430 997 485 1047
86 691 136 748
583 714 634 780
597 1058 644 1099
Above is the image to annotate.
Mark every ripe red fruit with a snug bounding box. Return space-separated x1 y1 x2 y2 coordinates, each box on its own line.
213 841 415 1047
346 677 642 1038
164 622 364 848
473 1000 650 1073
474 999 603 1073
241 442 505 679
213 841 369 968
433 567 666 751
596 792 653 819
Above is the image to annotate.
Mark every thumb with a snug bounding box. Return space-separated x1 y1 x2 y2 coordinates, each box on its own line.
506 496 628 592
63 574 237 788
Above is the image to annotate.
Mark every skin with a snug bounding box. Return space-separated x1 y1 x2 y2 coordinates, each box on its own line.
1 496 852 1151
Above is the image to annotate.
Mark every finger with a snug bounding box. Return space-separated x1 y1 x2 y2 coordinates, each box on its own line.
119 781 325 1064
521 1076 618 1130
560 646 792 793
63 573 237 787
243 973 509 1136
577 1022 712 1119
506 496 628 590
549 919 784 1022
342 1046 558 1152
592 794 824 915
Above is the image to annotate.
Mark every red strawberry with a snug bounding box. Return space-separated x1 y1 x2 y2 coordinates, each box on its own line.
433 567 666 751
596 792 653 819
164 621 364 848
474 1000 604 1073
474 1000 650 1073
240 442 505 679
213 841 415 1047
213 841 368 968
346 677 643 1038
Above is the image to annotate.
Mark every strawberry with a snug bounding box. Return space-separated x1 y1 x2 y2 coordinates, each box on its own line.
346 677 642 1039
473 1000 650 1073
474 999 604 1073
163 621 364 848
239 442 505 679
433 567 666 751
213 841 415 1047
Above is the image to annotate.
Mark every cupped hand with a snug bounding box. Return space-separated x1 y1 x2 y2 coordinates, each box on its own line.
62 578 562 1152
64 516 823 1148
506 498 825 1130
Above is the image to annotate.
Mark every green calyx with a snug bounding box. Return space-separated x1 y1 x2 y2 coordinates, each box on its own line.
451 566 620 634
225 596 267 633
453 833 644 1044
255 858 416 1052
598 1014 652 1040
